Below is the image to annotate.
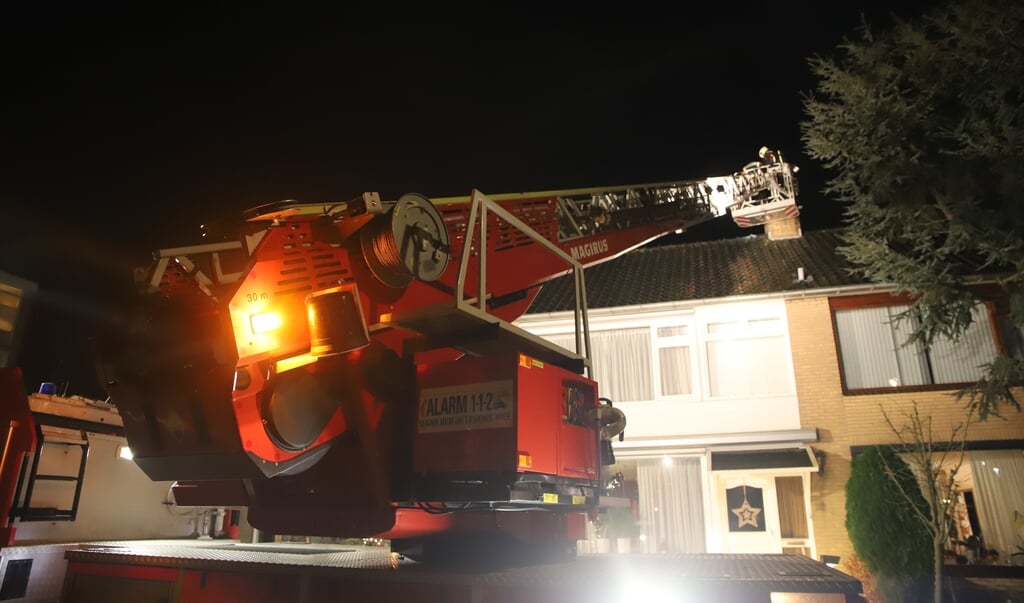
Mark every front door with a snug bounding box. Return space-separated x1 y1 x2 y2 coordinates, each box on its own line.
715 474 782 554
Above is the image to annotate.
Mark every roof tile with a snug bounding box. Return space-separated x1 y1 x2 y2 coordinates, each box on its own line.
528 228 869 313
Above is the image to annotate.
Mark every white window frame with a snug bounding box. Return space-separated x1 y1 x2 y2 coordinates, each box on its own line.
531 313 700 404
696 307 794 400
523 301 795 405
651 318 699 401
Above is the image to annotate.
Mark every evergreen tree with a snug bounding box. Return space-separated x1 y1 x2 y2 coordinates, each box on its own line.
801 0 1024 419
847 446 933 602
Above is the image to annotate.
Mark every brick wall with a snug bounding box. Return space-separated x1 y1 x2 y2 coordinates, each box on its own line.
765 217 802 240
786 297 854 561
785 296 1024 563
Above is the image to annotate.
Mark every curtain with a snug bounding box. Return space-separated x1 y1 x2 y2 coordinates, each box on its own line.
545 328 652 403
928 304 997 383
889 306 929 386
835 306 900 389
705 336 791 397
776 476 808 539
658 345 691 395
968 450 1024 559
835 304 997 389
637 457 706 553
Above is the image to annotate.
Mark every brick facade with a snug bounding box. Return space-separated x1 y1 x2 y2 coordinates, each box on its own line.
785 296 1024 561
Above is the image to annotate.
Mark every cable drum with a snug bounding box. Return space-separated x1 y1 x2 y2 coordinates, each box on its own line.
360 193 451 288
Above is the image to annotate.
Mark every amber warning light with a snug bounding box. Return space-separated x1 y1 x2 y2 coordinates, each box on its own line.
250 311 283 334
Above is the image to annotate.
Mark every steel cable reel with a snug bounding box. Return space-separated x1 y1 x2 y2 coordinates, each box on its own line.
360 193 451 288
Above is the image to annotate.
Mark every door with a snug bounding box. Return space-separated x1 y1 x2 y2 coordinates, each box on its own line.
716 474 782 554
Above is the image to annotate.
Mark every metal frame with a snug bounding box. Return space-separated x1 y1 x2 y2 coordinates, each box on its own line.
457 189 594 378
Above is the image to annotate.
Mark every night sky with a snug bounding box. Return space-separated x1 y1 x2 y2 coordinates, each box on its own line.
0 4 941 395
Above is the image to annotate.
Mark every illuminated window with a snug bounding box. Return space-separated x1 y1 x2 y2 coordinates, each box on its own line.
546 328 652 403
655 324 692 396
704 315 792 398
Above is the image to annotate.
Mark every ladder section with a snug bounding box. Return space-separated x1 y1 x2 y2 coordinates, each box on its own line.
13 424 89 522
550 179 719 241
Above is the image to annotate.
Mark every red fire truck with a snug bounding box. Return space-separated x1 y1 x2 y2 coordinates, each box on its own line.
0 159 863 602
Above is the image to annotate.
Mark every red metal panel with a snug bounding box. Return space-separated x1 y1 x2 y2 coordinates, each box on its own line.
0 368 36 546
229 217 357 365
65 561 180 582
513 357 560 476
380 507 587 542
432 199 683 312
414 355 517 474
414 353 599 482
180 569 301 603
516 357 599 481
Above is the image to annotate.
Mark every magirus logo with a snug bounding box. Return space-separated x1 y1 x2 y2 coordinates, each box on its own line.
569 239 609 260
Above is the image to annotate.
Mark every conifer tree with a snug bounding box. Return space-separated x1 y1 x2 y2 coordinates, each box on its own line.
801 0 1024 419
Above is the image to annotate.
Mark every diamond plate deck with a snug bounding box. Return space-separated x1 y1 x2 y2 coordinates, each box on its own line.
62 540 864 599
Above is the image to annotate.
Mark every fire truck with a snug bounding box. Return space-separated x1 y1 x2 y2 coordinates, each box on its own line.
0 159 864 601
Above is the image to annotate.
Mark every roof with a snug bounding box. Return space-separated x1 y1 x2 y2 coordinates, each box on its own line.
527 227 870 314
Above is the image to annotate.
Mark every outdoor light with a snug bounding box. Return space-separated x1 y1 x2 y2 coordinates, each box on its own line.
117 444 133 460
250 311 283 334
616 572 685 603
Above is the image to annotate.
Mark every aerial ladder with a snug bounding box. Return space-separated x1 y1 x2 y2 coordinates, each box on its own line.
91 156 800 561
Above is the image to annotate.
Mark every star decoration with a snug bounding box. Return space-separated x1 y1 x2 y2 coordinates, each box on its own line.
732 499 761 528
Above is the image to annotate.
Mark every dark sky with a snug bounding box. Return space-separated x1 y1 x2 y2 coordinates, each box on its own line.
0 4 941 394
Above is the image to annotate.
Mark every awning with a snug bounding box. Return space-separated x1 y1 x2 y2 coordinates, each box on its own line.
711 447 817 471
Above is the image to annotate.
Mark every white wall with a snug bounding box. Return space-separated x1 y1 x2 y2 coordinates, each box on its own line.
620 395 800 438
517 298 802 439
13 433 199 544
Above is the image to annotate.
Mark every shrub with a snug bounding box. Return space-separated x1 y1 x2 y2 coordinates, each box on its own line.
846 446 932 601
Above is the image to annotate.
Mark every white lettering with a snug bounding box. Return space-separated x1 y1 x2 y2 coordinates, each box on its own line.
569 239 609 261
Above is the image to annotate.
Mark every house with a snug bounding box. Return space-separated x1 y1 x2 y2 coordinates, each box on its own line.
514 222 1024 565
0 270 37 370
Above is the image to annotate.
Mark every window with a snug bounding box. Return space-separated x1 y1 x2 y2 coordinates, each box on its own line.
834 303 998 391
545 328 652 403
535 304 791 403
703 317 793 398
655 325 692 396
0 285 21 335
775 476 809 539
